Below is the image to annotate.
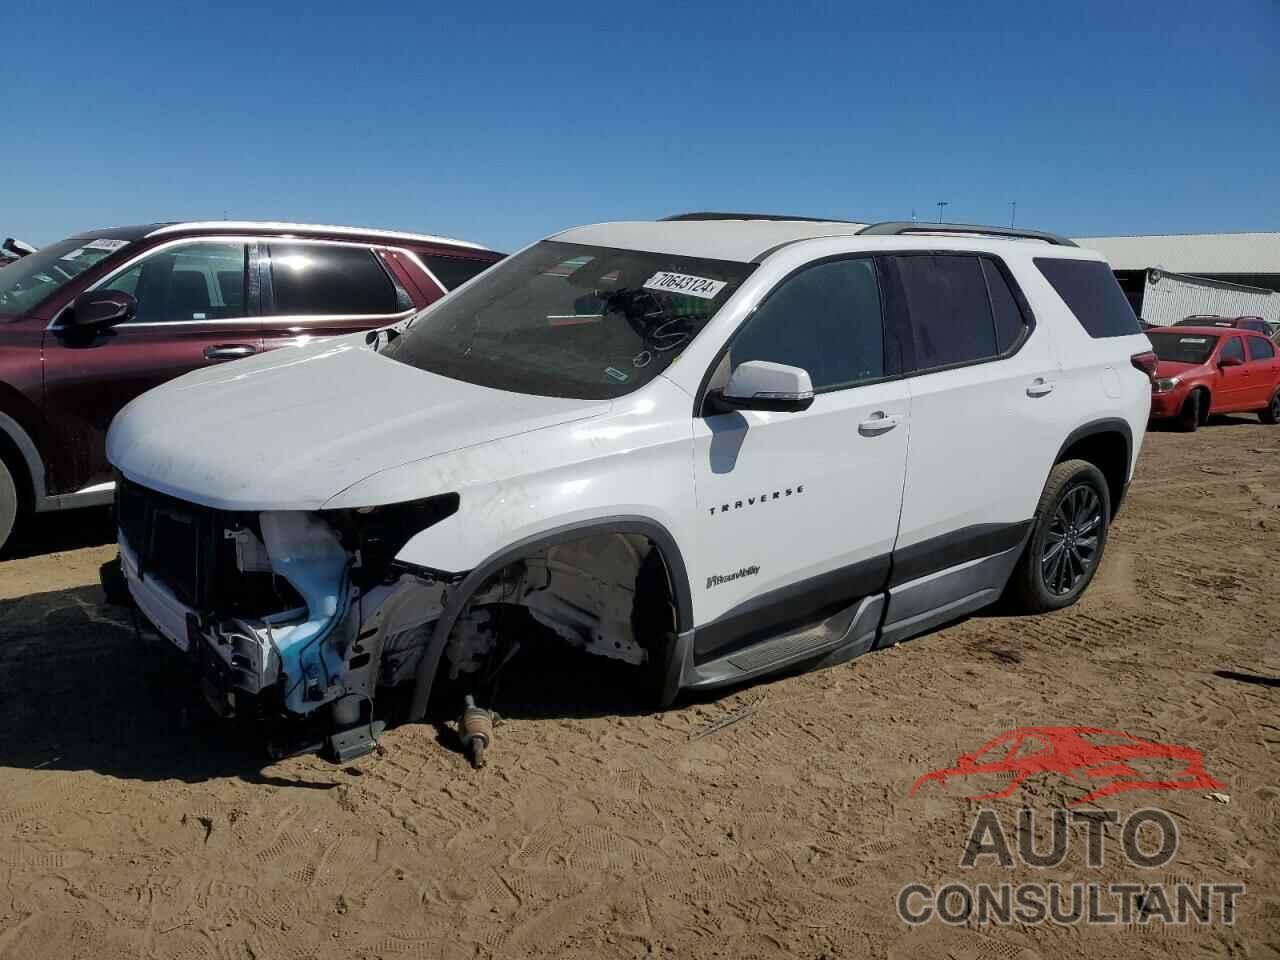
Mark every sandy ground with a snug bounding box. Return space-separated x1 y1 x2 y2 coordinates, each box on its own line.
0 420 1277 959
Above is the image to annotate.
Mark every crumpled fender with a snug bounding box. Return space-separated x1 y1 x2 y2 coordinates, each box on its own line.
260 512 354 714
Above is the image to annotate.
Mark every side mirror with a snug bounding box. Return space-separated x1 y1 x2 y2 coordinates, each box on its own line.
716 360 815 413
1219 354 1243 368
68 290 136 328
2 238 36 258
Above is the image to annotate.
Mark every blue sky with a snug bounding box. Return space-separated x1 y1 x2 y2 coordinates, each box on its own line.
6 0 1277 252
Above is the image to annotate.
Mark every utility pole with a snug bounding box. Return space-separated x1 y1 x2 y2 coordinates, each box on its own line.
936 201 948 223
1009 201 1017 227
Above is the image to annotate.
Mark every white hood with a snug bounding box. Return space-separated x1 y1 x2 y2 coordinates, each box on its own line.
107 337 612 510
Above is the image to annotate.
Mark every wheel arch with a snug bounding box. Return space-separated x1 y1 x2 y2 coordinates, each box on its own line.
406 515 693 721
0 408 47 509
1053 418 1132 519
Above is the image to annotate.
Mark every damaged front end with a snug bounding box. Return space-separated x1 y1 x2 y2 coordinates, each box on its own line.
115 477 675 762
116 476 460 759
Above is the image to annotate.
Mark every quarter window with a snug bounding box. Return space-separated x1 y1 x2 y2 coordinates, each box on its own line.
1220 337 1245 364
728 258 885 392
104 242 247 322
894 255 997 369
267 243 399 316
1035 258 1141 338
420 254 496 290
1247 337 1275 361
982 259 1028 352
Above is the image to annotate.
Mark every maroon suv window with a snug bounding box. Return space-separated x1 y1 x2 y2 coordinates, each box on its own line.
267 243 399 315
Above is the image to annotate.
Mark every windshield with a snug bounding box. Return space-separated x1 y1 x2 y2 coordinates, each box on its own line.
0 236 132 315
1149 332 1219 364
380 240 756 399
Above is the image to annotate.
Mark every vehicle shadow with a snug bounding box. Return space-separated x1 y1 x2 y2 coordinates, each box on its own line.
4 506 114 560
1147 413 1261 433
1213 669 1280 688
0 584 334 786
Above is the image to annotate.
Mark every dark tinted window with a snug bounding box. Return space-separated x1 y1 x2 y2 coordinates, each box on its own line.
1237 318 1270 335
422 254 496 290
1035 258 1141 338
895 255 996 369
268 243 397 315
1148 332 1218 364
982 259 1028 352
729 258 884 391
1247 336 1276 361
1220 337 1245 364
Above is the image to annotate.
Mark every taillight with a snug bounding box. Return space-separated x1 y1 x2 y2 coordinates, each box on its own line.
1130 351 1158 379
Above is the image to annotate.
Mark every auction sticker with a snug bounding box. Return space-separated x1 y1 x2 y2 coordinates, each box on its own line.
643 271 726 299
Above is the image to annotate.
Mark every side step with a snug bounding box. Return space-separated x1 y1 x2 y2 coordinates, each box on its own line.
681 594 885 691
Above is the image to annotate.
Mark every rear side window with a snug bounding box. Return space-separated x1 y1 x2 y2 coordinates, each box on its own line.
420 254 496 291
1247 337 1276 361
729 257 885 391
894 255 997 369
267 243 398 315
1035 258 1141 338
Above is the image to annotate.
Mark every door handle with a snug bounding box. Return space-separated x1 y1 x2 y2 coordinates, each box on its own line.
858 411 901 435
204 344 258 360
1026 378 1055 398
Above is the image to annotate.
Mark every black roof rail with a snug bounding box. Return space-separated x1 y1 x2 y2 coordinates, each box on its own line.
661 211 861 224
857 221 1077 247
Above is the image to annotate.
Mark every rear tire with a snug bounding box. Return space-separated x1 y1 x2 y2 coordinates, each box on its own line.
1007 459 1111 614
0 459 19 556
1261 390 1280 425
1177 391 1202 432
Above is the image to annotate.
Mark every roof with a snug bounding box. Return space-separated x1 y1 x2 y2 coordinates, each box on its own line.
553 219 870 262
145 220 491 251
1075 233 1280 274
1148 325 1268 340
554 218 1087 263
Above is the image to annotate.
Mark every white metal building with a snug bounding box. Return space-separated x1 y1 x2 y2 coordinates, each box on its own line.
1075 232 1280 324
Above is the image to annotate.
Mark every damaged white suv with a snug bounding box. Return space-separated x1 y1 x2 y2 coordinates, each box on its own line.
107 214 1154 759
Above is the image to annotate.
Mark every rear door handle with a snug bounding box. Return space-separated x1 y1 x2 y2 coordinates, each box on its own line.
858 411 902 435
1026 378 1055 398
204 344 258 360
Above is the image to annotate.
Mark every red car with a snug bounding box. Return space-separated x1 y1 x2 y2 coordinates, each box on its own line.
1147 325 1280 431
0 221 502 551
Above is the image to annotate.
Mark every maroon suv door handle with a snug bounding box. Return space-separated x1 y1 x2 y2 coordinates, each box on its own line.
204 344 258 361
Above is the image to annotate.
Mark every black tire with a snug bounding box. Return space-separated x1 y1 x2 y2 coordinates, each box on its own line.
1261 390 1280 425
1177 391 1202 432
100 555 133 607
1007 459 1111 614
0 458 18 556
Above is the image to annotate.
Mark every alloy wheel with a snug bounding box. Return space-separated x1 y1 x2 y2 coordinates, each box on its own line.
1041 483 1103 596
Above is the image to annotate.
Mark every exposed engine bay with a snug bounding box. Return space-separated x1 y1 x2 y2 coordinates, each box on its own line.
115 476 671 761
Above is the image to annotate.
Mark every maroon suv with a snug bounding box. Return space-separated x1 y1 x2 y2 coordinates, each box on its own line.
0 221 502 551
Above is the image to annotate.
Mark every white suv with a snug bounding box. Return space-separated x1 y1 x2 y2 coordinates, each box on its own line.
106 214 1154 759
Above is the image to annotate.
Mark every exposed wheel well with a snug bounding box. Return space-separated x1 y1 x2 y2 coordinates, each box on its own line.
1057 429 1128 519
417 531 681 716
